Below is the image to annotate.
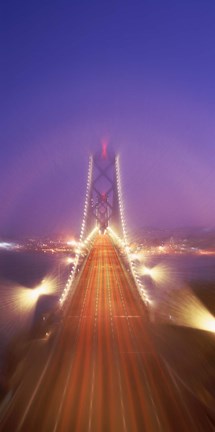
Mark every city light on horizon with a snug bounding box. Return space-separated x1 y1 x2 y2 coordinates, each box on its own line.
66 239 77 247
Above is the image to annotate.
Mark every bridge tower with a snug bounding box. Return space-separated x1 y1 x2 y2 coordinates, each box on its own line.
60 143 150 307
84 142 122 236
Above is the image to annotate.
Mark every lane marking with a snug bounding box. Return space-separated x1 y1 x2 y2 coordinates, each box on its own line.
53 260 97 432
161 355 214 424
106 256 128 432
16 339 57 432
111 252 162 430
162 357 200 428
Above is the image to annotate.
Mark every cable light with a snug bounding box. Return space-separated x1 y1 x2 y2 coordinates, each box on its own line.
114 156 151 305
59 156 97 306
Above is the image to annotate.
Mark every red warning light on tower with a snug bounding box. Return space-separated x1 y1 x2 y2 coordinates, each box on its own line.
101 138 108 159
101 192 107 202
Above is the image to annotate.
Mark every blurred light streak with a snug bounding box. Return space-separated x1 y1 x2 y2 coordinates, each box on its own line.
0 276 56 341
163 287 215 334
65 257 74 265
16 278 56 316
130 252 142 262
0 241 18 250
180 290 215 333
141 263 174 287
67 239 77 247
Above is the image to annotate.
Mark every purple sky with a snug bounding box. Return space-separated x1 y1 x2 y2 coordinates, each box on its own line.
0 1 215 237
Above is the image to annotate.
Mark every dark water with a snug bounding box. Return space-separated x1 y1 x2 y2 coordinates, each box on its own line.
0 251 58 287
144 254 215 282
142 254 215 316
0 251 66 363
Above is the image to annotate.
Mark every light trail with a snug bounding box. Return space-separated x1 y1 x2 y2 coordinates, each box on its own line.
23 277 56 302
1 234 211 432
160 285 215 333
177 289 215 333
0 276 57 343
141 263 176 288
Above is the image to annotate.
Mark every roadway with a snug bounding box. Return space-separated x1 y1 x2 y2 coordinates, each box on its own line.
0 234 213 431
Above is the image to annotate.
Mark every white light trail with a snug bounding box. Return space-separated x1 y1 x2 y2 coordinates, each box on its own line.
165 287 215 334
0 277 57 340
21 277 56 304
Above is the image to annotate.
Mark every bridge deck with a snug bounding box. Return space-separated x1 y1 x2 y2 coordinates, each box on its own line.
1 234 212 431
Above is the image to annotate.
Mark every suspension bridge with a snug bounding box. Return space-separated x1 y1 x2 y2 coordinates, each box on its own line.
0 146 212 431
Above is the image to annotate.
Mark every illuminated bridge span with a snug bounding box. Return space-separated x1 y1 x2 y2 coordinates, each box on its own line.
1 147 212 431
